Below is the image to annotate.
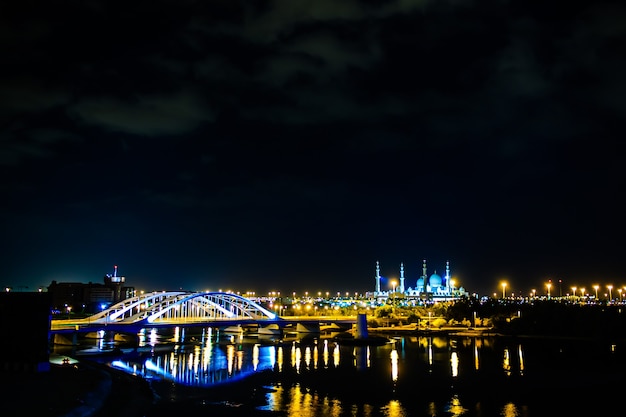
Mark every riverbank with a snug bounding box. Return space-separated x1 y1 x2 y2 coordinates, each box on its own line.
364 324 501 337
0 353 283 417
0 353 153 417
0 360 111 417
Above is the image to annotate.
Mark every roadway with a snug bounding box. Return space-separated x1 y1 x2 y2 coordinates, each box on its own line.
50 315 357 335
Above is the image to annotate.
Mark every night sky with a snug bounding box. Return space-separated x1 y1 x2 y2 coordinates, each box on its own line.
2 0 625 297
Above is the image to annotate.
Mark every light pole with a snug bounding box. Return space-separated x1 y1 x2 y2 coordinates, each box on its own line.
546 282 551 299
607 285 613 302
593 285 599 300
571 287 577 300
501 282 507 299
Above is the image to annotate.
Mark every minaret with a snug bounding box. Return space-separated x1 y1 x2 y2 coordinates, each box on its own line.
422 259 428 293
375 261 381 293
400 262 405 293
445 260 451 289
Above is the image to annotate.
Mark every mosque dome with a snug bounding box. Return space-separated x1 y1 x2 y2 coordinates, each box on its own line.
416 278 424 288
429 273 442 287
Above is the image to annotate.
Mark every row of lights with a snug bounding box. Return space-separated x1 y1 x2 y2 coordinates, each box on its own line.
500 281 626 300
5 287 44 292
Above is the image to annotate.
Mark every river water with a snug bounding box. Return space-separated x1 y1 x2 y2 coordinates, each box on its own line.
54 327 626 416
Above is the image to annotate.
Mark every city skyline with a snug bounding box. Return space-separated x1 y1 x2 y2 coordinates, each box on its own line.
14 261 626 302
2 1 625 297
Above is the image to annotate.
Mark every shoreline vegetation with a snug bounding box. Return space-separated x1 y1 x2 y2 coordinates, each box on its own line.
362 299 626 342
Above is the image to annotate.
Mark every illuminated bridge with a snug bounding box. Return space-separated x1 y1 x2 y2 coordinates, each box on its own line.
88 291 277 324
50 291 354 334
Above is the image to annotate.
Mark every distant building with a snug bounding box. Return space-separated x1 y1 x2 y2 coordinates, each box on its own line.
367 260 468 304
47 265 135 314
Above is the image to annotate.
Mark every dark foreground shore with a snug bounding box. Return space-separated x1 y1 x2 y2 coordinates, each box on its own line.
0 359 150 417
0 355 283 417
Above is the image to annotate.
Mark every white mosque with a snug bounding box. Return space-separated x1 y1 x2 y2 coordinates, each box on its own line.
369 260 467 303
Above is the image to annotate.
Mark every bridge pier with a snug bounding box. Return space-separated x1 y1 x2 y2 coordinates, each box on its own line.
296 322 320 333
133 333 141 351
355 313 369 339
223 325 244 334
258 324 283 336
52 332 78 346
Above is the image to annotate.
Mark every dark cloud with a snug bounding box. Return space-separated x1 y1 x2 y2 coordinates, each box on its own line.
1 0 625 296
69 92 214 135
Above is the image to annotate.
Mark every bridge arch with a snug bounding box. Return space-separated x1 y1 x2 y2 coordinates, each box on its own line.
86 291 278 324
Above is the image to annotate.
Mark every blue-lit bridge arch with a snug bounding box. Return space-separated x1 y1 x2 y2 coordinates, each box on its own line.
86 291 277 325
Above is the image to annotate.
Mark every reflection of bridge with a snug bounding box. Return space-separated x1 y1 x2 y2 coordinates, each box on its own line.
50 291 354 335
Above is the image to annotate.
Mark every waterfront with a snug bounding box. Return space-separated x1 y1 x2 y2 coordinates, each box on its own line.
51 327 626 416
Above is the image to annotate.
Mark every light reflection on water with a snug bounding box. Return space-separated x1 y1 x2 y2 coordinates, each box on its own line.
66 328 624 416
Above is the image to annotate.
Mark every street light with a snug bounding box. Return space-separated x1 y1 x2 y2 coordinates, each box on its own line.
501 282 507 299
571 287 577 299
546 282 551 299
593 285 599 300
607 285 613 302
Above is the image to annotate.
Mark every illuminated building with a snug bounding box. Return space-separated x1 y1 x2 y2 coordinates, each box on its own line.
369 260 467 303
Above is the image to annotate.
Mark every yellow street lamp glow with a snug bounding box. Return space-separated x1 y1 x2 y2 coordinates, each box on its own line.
593 285 599 300
607 285 613 301
571 287 577 298
501 282 507 299
546 282 551 298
